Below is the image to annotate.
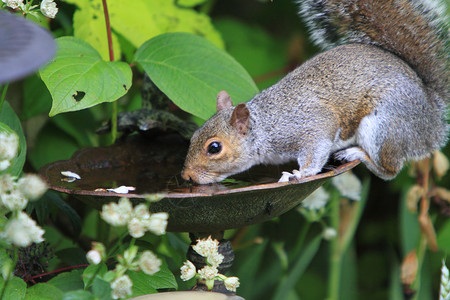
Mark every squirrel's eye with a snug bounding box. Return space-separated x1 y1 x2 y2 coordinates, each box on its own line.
207 141 222 155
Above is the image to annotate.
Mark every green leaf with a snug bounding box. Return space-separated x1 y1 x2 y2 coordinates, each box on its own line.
0 276 27 300
64 0 222 61
64 0 121 61
214 18 288 89
48 270 84 292
107 0 223 49
49 192 83 237
55 248 88 267
91 277 112 300
39 37 132 116
437 219 450 253
0 102 26 176
28 123 79 170
135 32 258 120
178 0 208 6
399 185 420 256
23 283 64 300
21 75 52 120
51 110 99 147
127 263 177 297
83 263 107 288
272 235 322 300
62 290 95 300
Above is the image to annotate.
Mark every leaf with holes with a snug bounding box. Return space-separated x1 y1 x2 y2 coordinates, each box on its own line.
40 37 132 117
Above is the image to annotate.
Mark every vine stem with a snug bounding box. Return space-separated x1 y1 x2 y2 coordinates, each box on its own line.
101 0 117 143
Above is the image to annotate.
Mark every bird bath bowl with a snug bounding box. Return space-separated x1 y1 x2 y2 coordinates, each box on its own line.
40 134 359 294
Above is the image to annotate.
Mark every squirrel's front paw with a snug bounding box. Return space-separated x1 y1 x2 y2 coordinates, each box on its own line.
278 170 304 182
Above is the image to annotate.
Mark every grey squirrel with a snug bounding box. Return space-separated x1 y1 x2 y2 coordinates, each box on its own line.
181 0 449 184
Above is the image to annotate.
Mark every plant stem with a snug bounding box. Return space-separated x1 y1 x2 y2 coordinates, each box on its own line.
327 191 341 300
0 83 9 111
101 0 118 144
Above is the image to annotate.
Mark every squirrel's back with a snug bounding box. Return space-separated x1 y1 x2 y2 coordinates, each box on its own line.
299 0 449 102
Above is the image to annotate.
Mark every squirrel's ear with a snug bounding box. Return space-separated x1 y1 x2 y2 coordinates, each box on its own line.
230 103 250 136
216 90 233 112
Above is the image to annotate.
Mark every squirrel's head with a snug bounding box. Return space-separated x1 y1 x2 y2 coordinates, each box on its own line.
182 91 254 184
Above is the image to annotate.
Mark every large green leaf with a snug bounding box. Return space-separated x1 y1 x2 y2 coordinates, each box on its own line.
39 37 132 116
0 103 26 176
48 270 84 292
135 32 258 120
23 283 64 300
0 276 27 300
127 262 177 296
62 290 95 300
63 0 121 61
63 0 222 61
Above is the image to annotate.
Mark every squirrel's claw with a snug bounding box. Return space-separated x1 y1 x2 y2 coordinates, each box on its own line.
278 170 303 182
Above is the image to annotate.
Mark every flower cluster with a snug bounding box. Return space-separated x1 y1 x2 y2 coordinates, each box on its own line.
101 197 168 238
113 246 161 299
180 236 240 292
0 132 18 171
85 242 163 299
0 132 47 248
2 0 58 18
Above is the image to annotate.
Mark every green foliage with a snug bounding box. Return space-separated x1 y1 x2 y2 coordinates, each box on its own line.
0 1 449 299
40 37 132 116
0 276 27 300
135 32 258 120
64 0 223 61
0 103 26 177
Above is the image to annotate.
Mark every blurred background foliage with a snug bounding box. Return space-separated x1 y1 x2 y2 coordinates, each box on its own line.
1 0 449 299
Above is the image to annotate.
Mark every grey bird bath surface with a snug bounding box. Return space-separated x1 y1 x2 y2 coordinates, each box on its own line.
40 134 359 233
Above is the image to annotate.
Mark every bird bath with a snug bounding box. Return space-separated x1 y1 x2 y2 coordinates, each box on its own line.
40 134 359 295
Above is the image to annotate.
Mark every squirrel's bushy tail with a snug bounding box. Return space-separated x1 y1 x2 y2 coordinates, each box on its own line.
299 0 449 100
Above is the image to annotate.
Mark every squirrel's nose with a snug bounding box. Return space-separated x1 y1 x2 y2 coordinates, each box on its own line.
181 168 191 181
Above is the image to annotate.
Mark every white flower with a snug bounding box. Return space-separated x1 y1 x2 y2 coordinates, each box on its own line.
331 172 362 201
440 260 450 300
111 275 132 299
133 204 150 220
0 174 14 195
206 251 224 267
180 260 196 281
145 212 168 235
192 236 219 258
40 0 58 18
128 217 146 238
302 186 329 210
4 212 44 247
1 190 27 211
2 0 23 9
198 265 218 280
323 227 337 240
17 174 47 201
0 132 18 162
101 198 132 227
224 276 240 292
0 160 10 171
86 250 102 265
138 251 161 275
